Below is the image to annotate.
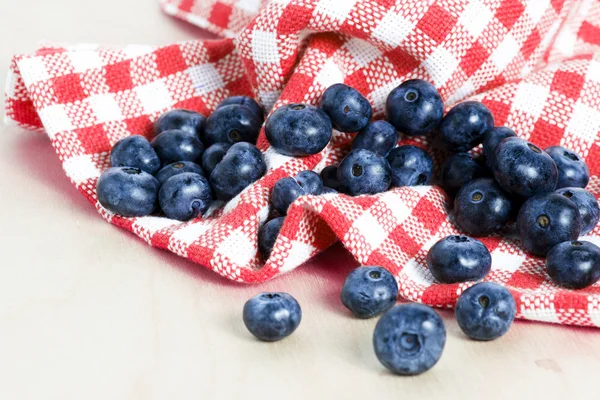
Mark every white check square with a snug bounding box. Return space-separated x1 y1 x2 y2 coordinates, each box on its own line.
314 0 358 21
252 30 280 63
353 212 387 251
423 46 459 87
567 102 600 142
512 82 550 118
88 93 124 123
460 0 493 39
37 104 73 138
69 51 104 73
135 80 173 114
217 229 256 266
188 64 224 94
63 155 101 184
345 39 382 68
18 57 50 85
373 11 415 48
491 34 520 71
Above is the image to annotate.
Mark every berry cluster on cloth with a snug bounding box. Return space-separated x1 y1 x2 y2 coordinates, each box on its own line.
5 0 600 327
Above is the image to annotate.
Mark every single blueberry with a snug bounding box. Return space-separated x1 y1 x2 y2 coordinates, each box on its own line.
201 143 231 175
442 153 489 196
110 135 161 175
373 304 446 375
385 79 444 136
337 149 392 195
272 177 305 215
545 146 589 189
209 142 266 201
352 120 398 156
340 266 398 318
455 282 516 341
258 217 285 259
151 129 204 166
482 126 516 169
493 137 558 198
319 83 372 132
555 187 599 235
158 172 212 221
454 178 514 236
426 235 492 283
204 104 262 145
439 101 494 152
243 292 302 341
155 161 204 186
387 145 433 187
96 167 159 217
216 95 264 122
546 240 600 289
321 187 338 194
517 193 582 256
265 104 332 156
295 170 323 195
320 165 341 191
153 109 206 139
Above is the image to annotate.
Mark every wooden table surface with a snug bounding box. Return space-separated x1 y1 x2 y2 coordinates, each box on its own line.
1 1 599 399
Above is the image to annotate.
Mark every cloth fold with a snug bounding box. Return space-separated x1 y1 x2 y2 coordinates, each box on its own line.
5 0 600 327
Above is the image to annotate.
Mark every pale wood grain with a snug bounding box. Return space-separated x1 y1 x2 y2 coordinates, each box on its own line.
1 2 599 399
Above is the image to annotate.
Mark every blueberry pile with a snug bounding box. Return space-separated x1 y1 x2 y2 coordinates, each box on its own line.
97 80 600 376
96 97 266 221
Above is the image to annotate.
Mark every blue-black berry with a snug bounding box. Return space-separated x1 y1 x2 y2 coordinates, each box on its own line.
426 235 491 283
546 240 600 289
110 135 161 175
352 120 398 157
439 101 494 152
204 104 262 145
243 292 302 341
387 145 433 187
97 167 159 217
337 149 391 195
455 282 516 341
258 217 285 259
545 146 589 189
373 304 446 375
158 172 212 221
340 266 398 318
319 83 372 132
155 161 204 186
151 129 204 166
555 187 599 235
265 104 332 156
385 79 444 136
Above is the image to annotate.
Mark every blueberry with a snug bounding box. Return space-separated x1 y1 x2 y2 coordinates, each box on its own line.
243 292 302 341
517 193 582 256
258 217 285 258
454 178 513 236
493 137 558 198
295 170 323 195
209 142 266 201
158 173 212 221
216 95 264 122
455 282 516 341
151 129 204 165
321 187 338 194
555 187 599 235
153 109 206 139
204 104 262 145
155 161 204 185
96 167 159 217
319 83 372 132
442 153 489 196
110 135 161 175
546 240 600 289
272 177 305 215
439 101 494 152
545 146 589 189
266 104 332 156
340 266 398 318
337 149 391 195
201 143 231 175
387 145 433 187
320 165 340 191
385 79 444 136
427 235 491 283
482 127 516 168
373 304 446 375
352 120 398 156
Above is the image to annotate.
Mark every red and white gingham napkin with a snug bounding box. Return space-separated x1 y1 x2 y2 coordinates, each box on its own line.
5 0 600 327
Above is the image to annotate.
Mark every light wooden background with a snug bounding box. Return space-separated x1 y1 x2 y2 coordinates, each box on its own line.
1 1 599 399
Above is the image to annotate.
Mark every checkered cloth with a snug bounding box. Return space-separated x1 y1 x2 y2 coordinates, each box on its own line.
5 0 600 327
